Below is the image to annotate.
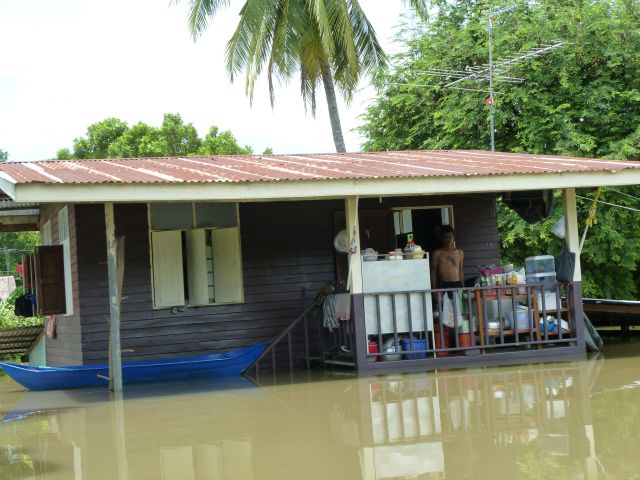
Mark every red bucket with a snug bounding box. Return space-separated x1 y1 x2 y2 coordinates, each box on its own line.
368 341 379 362
434 328 450 357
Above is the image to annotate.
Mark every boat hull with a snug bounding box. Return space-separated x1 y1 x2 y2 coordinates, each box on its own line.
0 341 268 391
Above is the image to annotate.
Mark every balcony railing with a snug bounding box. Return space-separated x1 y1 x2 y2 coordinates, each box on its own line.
324 282 583 370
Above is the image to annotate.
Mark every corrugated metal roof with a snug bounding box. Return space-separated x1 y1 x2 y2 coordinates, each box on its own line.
0 150 639 186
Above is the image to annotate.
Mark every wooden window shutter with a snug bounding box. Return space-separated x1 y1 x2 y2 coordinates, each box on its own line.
34 245 66 316
22 254 32 294
212 227 243 303
151 230 185 308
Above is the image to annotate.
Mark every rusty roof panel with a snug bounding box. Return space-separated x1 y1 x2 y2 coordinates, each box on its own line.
0 150 639 186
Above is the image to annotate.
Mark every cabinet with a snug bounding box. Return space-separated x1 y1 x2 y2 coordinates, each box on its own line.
362 258 434 338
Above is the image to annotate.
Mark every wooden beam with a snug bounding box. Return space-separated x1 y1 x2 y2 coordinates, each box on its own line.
105 203 123 392
0 223 38 232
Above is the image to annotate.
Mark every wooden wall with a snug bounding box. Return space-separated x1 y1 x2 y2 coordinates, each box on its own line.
39 204 82 365
77 202 338 363
74 194 500 364
360 194 500 280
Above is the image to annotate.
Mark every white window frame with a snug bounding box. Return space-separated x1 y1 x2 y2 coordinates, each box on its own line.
148 203 244 309
58 206 73 316
392 205 455 235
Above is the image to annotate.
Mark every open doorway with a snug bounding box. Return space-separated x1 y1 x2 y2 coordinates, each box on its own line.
392 206 454 257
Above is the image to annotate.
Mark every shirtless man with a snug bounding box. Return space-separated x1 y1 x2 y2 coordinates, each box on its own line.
430 225 464 289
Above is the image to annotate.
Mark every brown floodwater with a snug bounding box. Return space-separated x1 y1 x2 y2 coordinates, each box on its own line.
1 342 640 479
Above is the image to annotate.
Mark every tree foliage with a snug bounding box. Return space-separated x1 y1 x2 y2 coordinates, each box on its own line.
56 113 253 159
0 149 8 162
359 0 640 299
175 0 427 152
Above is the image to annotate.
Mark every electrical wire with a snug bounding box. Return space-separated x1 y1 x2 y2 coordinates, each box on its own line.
604 187 640 204
576 195 640 213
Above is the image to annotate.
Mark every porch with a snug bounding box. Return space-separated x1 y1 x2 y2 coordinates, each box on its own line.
333 281 584 370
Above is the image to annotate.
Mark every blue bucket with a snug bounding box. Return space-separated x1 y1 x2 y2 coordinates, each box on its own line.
401 338 427 360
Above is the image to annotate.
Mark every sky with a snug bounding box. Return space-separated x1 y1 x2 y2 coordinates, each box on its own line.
0 1 407 162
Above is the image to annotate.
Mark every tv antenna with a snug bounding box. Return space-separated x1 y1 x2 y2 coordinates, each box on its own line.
392 5 564 151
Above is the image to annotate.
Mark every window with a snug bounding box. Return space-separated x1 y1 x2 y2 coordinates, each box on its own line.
58 207 73 315
392 205 455 252
149 203 243 308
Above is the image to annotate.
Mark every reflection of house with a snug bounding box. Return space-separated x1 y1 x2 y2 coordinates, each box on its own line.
0 358 602 479
0 151 639 376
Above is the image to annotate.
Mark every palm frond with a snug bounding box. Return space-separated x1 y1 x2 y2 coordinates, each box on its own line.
176 0 233 39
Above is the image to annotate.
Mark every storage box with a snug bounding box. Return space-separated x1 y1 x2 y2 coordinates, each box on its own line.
525 255 555 276
526 272 557 284
401 338 427 360
507 306 531 330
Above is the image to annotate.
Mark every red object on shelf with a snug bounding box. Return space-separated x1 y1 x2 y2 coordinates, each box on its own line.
458 333 473 348
368 341 379 362
434 327 450 357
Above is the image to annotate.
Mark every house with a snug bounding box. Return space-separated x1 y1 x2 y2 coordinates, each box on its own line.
1 150 639 387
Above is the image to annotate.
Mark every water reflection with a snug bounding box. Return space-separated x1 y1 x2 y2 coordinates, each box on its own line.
2 352 640 479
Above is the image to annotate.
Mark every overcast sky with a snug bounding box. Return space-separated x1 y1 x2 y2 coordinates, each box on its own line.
0 1 407 161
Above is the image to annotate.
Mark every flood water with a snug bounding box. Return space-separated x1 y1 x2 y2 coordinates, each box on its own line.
1 342 640 479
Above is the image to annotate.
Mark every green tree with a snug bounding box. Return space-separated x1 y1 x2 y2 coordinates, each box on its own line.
0 149 7 162
57 114 252 159
176 0 427 153
358 0 640 299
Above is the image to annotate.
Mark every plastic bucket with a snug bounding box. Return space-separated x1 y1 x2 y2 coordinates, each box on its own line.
368 341 379 362
401 338 427 360
458 332 473 348
434 328 450 357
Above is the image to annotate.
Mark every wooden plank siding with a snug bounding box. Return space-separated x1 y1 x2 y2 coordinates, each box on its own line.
358 194 501 280
76 202 337 363
72 194 500 364
39 204 83 365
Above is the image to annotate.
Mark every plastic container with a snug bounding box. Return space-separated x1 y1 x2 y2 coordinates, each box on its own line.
368 341 379 362
381 338 402 361
525 255 555 275
401 338 427 360
434 328 450 357
507 306 530 331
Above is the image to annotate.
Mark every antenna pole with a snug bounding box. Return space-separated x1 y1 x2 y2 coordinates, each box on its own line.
488 10 495 152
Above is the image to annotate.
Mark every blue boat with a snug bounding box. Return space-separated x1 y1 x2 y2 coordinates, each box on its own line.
0 341 268 391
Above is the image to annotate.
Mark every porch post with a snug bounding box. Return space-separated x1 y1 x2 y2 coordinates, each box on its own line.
563 188 585 348
105 203 123 391
345 196 363 293
563 188 581 281
345 196 368 369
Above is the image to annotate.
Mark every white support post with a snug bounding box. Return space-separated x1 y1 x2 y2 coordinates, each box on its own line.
105 203 123 391
563 188 582 281
345 196 363 293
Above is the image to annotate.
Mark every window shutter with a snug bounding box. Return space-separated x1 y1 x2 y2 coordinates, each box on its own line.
22 254 32 294
34 245 66 316
151 230 185 308
185 229 209 305
212 227 243 303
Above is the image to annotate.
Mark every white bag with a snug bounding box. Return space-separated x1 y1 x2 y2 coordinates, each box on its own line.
552 216 566 239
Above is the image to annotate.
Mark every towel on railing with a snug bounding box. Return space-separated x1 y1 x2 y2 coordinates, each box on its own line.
323 295 338 332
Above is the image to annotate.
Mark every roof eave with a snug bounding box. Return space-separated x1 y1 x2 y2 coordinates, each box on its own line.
9 169 640 204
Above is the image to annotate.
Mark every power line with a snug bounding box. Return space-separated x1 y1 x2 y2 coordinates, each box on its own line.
604 187 640 204
576 195 640 213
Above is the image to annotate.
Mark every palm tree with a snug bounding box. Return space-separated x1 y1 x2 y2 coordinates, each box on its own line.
176 0 426 153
